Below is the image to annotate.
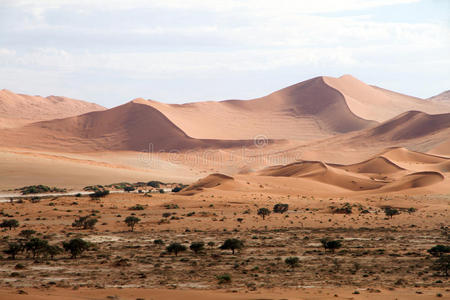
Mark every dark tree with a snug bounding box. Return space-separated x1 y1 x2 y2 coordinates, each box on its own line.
43 245 63 260
220 238 244 254
25 238 48 259
72 216 98 229
4 242 22 259
273 203 289 214
320 238 342 253
166 243 187 256
89 189 109 199
0 219 19 230
257 208 271 220
189 242 204 254
63 238 90 259
285 256 300 268
384 207 400 219
124 216 140 232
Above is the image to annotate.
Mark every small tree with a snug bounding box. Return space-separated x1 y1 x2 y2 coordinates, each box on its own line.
190 242 204 254
19 229 36 239
4 242 22 259
216 273 231 284
44 245 63 260
0 219 19 230
63 238 90 259
273 203 289 214
320 238 342 253
24 238 48 259
124 216 140 232
285 256 300 268
384 207 400 219
89 189 109 199
257 208 271 220
220 238 244 254
428 245 450 257
72 216 98 230
166 243 187 256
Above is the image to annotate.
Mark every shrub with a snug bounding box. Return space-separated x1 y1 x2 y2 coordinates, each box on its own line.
189 242 204 254
428 245 450 257
220 238 244 254
0 219 19 230
63 238 90 259
124 186 135 192
124 216 140 232
273 203 289 213
19 229 36 239
257 208 271 220
320 238 342 253
331 203 352 214
19 185 66 195
166 243 187 256
154 239 164 245
89 189 109 199
285 256 300 268
72 216 98 230
384 207 400 219
129 204 145 211
147 181 163 188
216 273 231 284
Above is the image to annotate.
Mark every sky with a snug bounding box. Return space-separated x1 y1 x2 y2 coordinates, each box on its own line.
0 0 449 108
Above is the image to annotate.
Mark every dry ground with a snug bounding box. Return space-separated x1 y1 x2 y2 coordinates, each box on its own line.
0 191 449 299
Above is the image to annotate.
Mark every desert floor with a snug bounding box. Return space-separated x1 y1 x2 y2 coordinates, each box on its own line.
0 190 448 299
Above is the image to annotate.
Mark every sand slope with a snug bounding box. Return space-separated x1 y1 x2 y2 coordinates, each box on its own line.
324 75 450 122
0 89 105 128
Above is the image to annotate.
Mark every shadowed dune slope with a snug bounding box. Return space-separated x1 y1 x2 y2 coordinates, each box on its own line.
380 172 444 192
0 101 258 152
323 75 450 122
0 89 105 128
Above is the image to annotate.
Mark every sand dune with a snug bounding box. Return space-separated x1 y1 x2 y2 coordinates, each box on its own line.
429 139 450 156
331 156 405 174
251 148 449 193
180 173 236 195
0 101 258 152
363 111 450 141
324 75 450 122
0 89 105 128
144 76 375 141
427 90 450 102
380 171 444 192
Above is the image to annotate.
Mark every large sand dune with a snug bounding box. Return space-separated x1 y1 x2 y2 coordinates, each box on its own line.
0 89 105 128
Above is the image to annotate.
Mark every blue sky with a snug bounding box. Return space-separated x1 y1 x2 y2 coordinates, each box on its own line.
0 0 449 107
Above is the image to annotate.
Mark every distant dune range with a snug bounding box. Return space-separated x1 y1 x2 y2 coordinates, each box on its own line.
0 89 105 129
0 74 449 192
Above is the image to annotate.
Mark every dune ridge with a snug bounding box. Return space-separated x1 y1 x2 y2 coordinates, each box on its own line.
0 89 105 128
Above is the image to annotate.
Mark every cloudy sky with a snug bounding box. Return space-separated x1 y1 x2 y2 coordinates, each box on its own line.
1 0 449 107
